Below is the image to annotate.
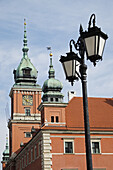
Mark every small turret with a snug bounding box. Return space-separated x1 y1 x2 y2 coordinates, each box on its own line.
1 135 9 169
42 52 64 103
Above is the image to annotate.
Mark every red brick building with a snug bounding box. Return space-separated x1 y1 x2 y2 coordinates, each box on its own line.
1 22 113 170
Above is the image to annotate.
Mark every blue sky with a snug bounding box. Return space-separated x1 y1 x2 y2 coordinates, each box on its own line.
0 0 113 168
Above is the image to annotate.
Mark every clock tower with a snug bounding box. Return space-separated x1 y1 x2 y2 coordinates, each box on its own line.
8 20 42 156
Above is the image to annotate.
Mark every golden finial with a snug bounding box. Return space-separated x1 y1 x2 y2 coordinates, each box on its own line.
50 52 53 56
24 18 26 25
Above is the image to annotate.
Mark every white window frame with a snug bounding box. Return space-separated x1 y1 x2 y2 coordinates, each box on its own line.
91 139 101 154
64 139 74 154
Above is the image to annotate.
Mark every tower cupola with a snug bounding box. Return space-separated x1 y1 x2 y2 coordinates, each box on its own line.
13 19 37 86
42 52 64 103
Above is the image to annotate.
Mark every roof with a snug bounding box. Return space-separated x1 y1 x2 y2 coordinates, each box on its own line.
66 97 113 131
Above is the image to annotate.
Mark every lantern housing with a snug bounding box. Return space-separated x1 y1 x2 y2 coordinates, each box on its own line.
82 26 108 65
60 52 79 85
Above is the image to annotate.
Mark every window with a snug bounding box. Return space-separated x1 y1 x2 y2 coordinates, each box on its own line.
25 132 31 138
22 157 24 168
31 148 33 162
64 140 74 154
27 152 29 165
56 116 59 123
22 67 31 77
51 116 54 123
34 145 37 160
50 98 53 102
20 160 21 170
25 108 31 116
24 155 26 167
38 142 41 157
91 140 101 154
65 142 73 153
55 98 58 102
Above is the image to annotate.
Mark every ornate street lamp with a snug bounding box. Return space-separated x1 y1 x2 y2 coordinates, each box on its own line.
60 51 80 85
82 14 108 66
60 14 108 170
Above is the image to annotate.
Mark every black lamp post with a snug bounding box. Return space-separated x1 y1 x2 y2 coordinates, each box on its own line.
60 14 108 170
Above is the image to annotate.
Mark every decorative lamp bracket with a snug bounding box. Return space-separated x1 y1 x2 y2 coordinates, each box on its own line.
88 14 96 29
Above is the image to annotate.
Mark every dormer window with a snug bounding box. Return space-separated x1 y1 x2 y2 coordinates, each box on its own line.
51 116 54 122
22 67 32 77
56 116 59 123
50 98 53 102
55 98 58 102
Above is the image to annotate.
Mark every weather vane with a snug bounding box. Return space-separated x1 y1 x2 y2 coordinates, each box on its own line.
47 47 52 56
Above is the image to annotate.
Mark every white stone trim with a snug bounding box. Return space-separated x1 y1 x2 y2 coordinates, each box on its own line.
52 152 113 156
102 153 113 155
49 130 113 135
13 113 41 121
43 122 66 127
41 133 52 170
51 135 113 138
47 122 66 125
52 153 86 155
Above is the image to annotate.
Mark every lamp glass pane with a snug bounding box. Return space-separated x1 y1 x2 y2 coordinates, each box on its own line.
95 36 99 55
85 36 95 56
63 60 73 77
98 37 106 56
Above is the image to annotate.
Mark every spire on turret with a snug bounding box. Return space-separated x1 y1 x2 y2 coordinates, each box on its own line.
42 49 64 103
1 134 9 167
5 135 8 151
48 51 55 79
22 19 29 58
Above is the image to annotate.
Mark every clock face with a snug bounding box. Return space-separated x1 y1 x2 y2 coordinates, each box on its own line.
22 95 33 106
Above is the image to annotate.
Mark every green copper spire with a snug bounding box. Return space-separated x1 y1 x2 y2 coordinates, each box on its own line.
48 52 55 79
13 19 40 87
22 19 29 59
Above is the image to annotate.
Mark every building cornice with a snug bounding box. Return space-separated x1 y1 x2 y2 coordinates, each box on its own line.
41 128 113 135
9 86 42 97
8 119 41 128
38 102 68 111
